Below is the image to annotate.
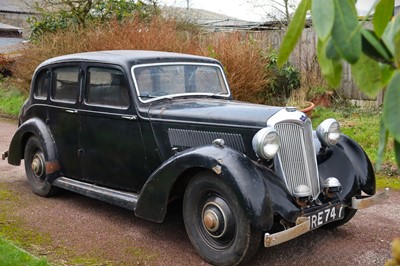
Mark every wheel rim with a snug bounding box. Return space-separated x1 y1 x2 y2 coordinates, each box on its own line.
30 151 46 183
198 194 236 250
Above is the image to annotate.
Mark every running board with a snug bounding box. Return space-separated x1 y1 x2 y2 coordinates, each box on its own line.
53 177 138 211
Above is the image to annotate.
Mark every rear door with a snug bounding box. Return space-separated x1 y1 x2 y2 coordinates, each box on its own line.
47 64 82 179
79 64 149 192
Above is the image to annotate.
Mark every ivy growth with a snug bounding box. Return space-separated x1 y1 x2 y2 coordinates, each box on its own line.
278 0 400 169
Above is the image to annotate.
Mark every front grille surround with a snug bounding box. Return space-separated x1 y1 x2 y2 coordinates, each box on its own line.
273 118 320 199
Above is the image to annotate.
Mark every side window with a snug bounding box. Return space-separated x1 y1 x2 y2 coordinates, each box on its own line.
33 70 50 99
85 67 130 108
51 67 79 103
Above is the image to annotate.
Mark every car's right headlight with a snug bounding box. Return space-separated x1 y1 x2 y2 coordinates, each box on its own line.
316 118 342 147
252 127 280 160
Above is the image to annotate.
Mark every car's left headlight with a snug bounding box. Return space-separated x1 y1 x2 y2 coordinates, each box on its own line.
316 118 342 147
252 127 280 160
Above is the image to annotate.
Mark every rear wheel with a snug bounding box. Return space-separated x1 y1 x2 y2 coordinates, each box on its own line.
24 136 58 197
183 172 261 266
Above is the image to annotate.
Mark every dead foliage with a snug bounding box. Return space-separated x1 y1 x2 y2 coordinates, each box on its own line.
13 16 271 103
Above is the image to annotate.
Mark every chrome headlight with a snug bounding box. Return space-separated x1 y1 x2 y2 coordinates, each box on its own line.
316 118 342 147
252 127 280 160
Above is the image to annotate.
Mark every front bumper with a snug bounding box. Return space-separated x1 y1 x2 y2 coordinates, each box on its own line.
264 189 389 247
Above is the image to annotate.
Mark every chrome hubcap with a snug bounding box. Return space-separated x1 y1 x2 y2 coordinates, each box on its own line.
203 209 219 232
201 197 233 240
31 154 44 177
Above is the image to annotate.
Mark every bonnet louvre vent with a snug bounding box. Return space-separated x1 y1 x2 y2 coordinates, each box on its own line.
168 128 245 153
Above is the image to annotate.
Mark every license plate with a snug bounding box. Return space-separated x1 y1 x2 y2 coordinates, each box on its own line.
308 204 344 229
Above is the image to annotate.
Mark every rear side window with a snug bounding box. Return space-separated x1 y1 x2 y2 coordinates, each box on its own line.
51 67 79 103
33 70 49 99
85 67 130 108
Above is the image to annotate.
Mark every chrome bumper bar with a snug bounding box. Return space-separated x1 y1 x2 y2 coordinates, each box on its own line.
264 217 310 247
264 189 389 248
351 188 389 209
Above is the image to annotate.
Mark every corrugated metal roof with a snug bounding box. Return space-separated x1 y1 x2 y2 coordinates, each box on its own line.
161 6 263 32
0 22 22 31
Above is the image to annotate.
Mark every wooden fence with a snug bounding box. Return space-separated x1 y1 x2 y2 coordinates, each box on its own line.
249 27 383 107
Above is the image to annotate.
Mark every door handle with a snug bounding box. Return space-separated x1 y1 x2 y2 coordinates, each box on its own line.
121 115 137 121
66 109 78 114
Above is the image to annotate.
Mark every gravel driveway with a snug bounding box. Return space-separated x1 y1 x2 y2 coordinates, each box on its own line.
0 119 399 265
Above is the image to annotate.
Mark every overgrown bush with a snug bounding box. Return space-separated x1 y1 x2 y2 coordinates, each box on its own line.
203 34 271 103
0 55 15 78
13 17 273 103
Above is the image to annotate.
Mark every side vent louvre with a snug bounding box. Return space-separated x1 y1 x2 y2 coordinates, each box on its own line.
168 128 245 153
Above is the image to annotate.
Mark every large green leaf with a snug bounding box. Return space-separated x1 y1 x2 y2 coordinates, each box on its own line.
380 63 395 87
331 0 361 64
382 15 400 57
395 29 400 67
317 38 343 87
374 0 394 37
395 139 400 168
277 0 311 67
361 28 392 62
311 0 334 40
351 54 382 97
325 38 340 59
383 71 400 143
376 118 388 170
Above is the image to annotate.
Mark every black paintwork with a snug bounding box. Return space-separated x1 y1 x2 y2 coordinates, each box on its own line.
7 50 376 231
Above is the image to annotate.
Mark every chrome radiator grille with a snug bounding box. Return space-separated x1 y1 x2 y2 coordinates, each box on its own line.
274 120 320 199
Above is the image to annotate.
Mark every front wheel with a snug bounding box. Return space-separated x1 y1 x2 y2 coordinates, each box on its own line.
24 136 58 197
183 172 261 266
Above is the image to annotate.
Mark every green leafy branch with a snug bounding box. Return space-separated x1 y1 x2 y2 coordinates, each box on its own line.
28 0 159 40
278 0 400 168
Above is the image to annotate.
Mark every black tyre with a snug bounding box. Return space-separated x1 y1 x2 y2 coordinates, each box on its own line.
322 208 357 229
24 136 58 197
183 172 261 266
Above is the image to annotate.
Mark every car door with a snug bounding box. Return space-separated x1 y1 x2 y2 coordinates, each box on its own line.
47 64 82 179
79 64 149 192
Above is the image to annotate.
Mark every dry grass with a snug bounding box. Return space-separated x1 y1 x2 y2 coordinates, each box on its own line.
12 17 271 103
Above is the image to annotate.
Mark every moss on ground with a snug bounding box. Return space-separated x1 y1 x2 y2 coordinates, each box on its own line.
0 181 160 265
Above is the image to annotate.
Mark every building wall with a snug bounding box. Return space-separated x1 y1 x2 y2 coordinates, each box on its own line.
0 12 32 37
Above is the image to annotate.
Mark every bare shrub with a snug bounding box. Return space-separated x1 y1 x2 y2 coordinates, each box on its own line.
0 54 15 78
199 33 271 103
13 17 271 103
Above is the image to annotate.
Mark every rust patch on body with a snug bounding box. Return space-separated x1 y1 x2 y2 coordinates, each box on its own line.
46 160 60 174
212 165 222 175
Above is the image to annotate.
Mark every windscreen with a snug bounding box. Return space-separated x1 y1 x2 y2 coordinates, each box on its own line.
132 63 230 102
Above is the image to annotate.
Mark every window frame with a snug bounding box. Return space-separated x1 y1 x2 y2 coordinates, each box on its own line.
33 68 50 100
83 65 131 110
131 62 231 104
50 65 81 104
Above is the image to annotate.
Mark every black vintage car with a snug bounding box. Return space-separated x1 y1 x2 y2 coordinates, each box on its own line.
3 50 388 265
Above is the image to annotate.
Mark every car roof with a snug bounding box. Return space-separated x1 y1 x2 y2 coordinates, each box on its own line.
37 50 221 69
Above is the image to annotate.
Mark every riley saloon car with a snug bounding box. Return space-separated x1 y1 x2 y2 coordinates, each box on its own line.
2 50 388 265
